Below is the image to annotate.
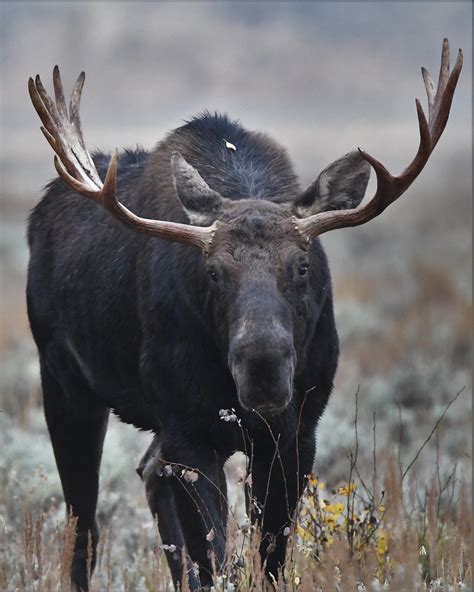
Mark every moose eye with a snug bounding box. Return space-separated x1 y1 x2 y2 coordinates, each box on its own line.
207 268 219 282
298 262 309 277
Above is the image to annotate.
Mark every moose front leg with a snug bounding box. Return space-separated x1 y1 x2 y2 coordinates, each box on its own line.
157 436 229 590
251 433 315 581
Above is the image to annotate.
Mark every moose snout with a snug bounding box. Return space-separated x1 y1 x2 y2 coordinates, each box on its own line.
229 329 296 414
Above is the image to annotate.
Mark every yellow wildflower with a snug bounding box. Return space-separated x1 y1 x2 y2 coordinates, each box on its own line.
337 482 357 495
324 503 345 515
296 524 313 542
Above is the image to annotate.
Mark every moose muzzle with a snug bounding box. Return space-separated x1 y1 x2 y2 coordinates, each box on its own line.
228 318 296 414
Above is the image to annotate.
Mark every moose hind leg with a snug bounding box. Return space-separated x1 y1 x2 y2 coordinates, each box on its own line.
40 358 109 591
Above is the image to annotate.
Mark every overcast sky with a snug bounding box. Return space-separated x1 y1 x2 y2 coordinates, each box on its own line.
0 2 471 198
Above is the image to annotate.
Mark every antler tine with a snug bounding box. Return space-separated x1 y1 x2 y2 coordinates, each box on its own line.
67 69 93 159
430 46 462 150
30 67 218 253
294 39 462 242
28 76 58 140
52 65 68 120
435 38 450 107
396 97 431 184
68 69 85 129
421 67 436 114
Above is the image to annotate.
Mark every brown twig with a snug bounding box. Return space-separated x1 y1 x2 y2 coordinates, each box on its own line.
346 386 360 556
254 411 291 522
401 387 465 482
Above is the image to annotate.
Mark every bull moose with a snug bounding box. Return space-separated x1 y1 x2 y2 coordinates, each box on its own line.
27 40 462 590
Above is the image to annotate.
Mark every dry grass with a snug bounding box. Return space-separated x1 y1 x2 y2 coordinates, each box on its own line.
1 470 470 591
1 393 471 592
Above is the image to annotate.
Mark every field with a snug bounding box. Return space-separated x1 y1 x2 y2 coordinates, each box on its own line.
1 2 472 589
0 177 471 591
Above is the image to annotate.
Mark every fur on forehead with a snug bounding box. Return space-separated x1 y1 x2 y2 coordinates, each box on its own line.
220 198 291 221
211 199 301 254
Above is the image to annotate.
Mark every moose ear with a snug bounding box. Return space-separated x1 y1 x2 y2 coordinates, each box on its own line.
171 152 224 226
294 150 371 217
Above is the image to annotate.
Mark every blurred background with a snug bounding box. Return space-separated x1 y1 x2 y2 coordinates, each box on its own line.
0 1 471 582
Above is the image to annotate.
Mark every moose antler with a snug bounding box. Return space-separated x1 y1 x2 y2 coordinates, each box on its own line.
294 39 463 241
28 67 217 252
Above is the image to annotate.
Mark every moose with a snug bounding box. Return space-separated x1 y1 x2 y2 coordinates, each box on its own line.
27 40 461 590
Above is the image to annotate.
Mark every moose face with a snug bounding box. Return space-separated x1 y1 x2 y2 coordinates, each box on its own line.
172 153 371 414
206 202 305 414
